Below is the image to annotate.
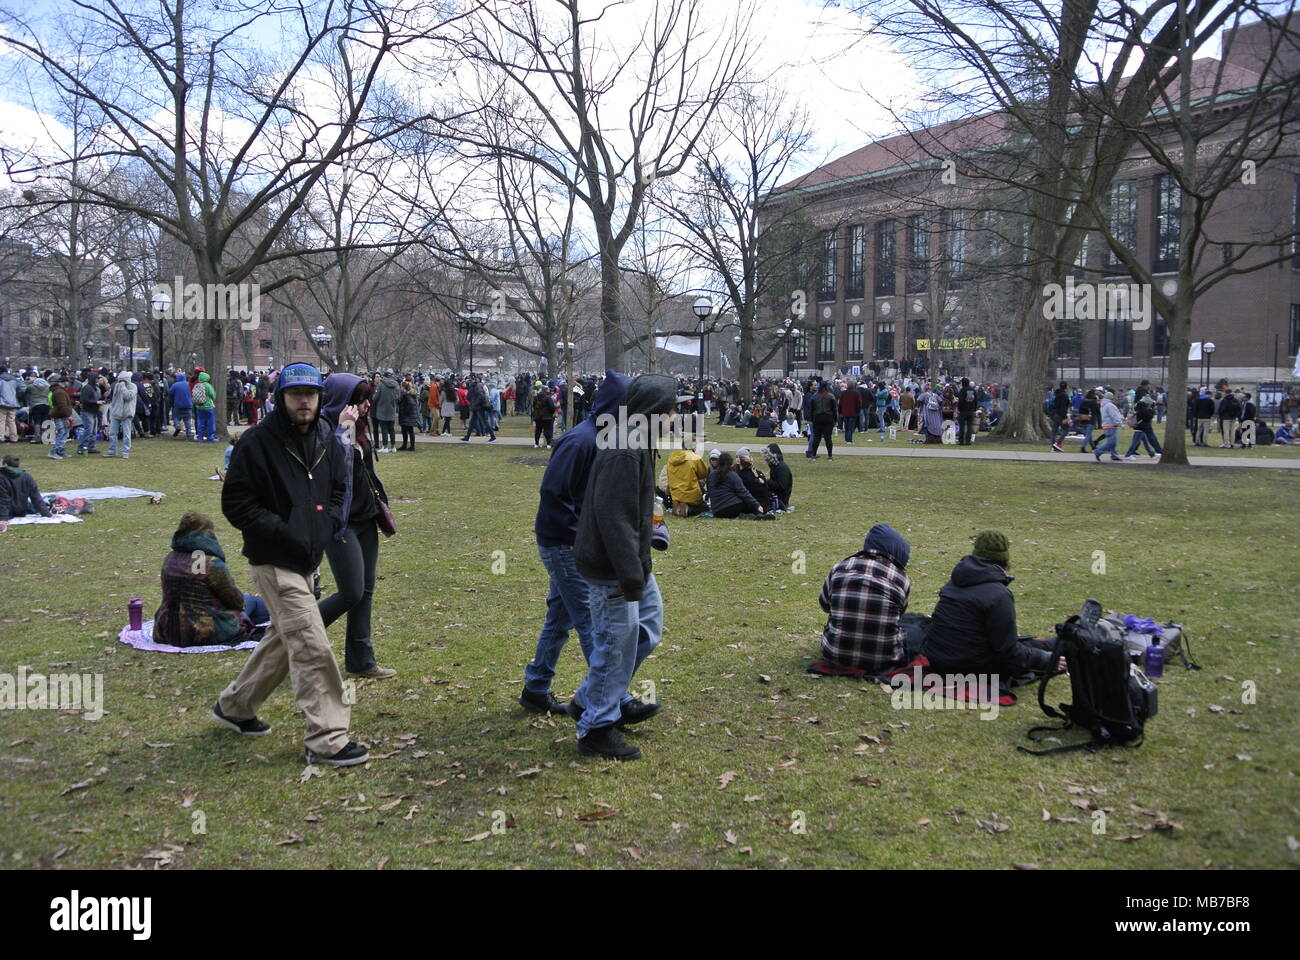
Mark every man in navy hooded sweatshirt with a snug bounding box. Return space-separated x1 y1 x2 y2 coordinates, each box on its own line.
519 370 630 714
168 371 194 437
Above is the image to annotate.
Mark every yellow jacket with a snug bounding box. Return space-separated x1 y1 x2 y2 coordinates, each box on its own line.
667 449 708 505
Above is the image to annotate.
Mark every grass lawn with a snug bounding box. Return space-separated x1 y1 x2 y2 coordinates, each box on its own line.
1 434 1297 870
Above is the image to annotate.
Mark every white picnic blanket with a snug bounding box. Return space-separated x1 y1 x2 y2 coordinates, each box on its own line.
48 486 165 501
7 513 83 525
118 620 260 654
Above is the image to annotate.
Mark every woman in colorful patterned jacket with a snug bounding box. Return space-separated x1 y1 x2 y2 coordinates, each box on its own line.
154 511 266 647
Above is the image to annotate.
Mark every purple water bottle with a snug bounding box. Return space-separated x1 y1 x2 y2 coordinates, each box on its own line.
128 596 144 631
1143 638 1164 679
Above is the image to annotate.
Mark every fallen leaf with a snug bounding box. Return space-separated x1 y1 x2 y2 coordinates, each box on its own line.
275 834 302 846
716 771 737 789
917 818 932 826
623 844 644 861
1013 863 1041 870
60 779 94 795
742 795 764 803
850 776 881 787
757 674 771 684
976 818 1011 834
516 766 543 778
462 832 491 843
574 843 589 856
738 846 753 855
1287 836 1299 852
376 856 389 870
575 809 619 821
723 829 739 845
299 766 324 783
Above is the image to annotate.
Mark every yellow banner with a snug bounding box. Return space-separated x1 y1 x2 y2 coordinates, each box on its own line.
915 337 988 350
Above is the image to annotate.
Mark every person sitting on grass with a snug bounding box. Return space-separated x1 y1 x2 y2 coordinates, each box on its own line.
734 447 772 511
216 426 246 481
1275 419 1296 444
0 453 53 532
919 531 1064 699
762 443 793 510
153 511 268 648
779 411 800 438
706 451 764 518
666 440 709 516
808 524 912 677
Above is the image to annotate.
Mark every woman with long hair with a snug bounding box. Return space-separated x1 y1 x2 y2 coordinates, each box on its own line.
317 374 396 679
439 377 456 435
154 511 267 648
706 451 764 519
397 379 420 451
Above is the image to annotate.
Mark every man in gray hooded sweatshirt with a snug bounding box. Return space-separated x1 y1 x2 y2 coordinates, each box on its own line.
106 370 138 459
571 373 677 761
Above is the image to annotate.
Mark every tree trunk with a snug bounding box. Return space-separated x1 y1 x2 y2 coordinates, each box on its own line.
599 238 623 372
992 280 1053 440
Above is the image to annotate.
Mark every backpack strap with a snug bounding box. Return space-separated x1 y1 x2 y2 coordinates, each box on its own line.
1035 646 1068 722
1016 725 1098 755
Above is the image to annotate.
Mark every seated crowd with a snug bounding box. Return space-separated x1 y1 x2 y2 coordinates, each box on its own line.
659 443 793 519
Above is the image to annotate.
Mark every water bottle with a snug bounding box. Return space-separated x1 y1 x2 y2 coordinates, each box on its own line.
1143 638 1164 679
128 596 144 631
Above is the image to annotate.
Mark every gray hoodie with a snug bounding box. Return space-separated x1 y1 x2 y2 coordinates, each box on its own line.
109 371 138 419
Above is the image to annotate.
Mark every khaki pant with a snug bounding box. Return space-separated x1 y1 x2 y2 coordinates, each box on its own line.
0 407 16 441
1219 418 1237 446
1195 418 1212 445
219 564 350 756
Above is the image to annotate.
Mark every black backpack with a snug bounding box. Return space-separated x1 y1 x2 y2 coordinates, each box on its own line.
1018 602 1157 755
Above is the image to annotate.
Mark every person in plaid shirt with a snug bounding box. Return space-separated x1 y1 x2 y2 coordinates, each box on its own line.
812 524 911 676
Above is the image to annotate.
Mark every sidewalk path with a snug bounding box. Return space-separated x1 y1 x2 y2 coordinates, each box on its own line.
410 434 1300 469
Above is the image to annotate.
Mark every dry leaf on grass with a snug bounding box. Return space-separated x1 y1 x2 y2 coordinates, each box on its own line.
716 771 737 789
723 830 739 845
462 832 491 843
575 809 619 822
275 834 302 846
850 776 881 787
976 819 1011 834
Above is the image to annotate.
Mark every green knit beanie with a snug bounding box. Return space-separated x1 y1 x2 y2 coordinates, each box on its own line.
972 530 1010 568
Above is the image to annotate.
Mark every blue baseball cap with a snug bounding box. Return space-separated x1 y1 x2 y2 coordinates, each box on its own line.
279 363 324 390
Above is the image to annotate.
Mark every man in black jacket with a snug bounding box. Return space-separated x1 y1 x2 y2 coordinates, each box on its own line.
571 373 676 760
921 531 1060 687
0 454 53 531
1049 381 1070 452
956 377 979 446
1193 389 1215 446
215 363 366 767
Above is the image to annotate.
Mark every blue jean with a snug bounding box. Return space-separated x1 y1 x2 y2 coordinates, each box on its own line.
51 416 68 456
841 416 856 442
107 416 132 456
243 593 270 623
173 408 194 435
877 407 888 438
574 573 662 737
1094 428 1120 459
1125 426 1162 457
77 411 99 452
196 407 216 441
524 544 596 695
1078 424 1095 450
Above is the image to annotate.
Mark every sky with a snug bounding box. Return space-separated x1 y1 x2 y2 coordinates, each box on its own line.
0 0 917 192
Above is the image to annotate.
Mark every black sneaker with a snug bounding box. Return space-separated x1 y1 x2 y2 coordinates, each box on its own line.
304 741 369 767
616 699 661 727
519 688 569 715
577 725 641 761
212 702 271 736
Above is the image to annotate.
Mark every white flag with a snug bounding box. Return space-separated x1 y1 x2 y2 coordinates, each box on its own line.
655 335 700 357
1293 349 1300 379
1188 341 1202 361
722 352 731 370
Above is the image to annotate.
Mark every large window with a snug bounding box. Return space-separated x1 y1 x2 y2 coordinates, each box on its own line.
906 214 929 294
1152 312 1170 358
875 322 895 359
846 322 864 360
792 332 809 363
1104 318 1132 358
819 229 837 300
874 220 896 296
1153 174 1181 273
944 211 965 281
1291 304 1300 356
819 324 835 362
1106 181 1138 268
1055 319 1082 359
845 224 865 299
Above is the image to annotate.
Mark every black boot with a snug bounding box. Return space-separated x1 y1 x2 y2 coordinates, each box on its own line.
519 688 569 715
577 724 641 761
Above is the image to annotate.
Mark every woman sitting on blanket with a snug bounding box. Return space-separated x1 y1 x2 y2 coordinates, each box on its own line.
154 511 268 648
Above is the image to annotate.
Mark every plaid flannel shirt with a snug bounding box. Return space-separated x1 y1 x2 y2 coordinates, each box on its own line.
819 550 910 673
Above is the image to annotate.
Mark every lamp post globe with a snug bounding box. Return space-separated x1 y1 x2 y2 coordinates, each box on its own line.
124 316 140 372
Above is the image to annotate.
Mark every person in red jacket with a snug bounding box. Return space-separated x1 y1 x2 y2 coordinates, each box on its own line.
838 382 862 443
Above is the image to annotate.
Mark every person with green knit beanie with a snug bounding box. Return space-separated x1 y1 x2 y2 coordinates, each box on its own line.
971 530 1010 569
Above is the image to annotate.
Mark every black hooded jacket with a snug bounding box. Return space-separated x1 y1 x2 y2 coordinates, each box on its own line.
920 555 1051 676
574 374 677 601
221 378 346 575
765 443 793 507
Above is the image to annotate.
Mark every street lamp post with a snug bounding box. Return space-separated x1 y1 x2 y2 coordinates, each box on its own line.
311 324 334 370
457 302 488 376
777 318 800 378
1204 341 1216 391
124 317 140 373
82 338 94 367
692 297 712 435
151 289 171 375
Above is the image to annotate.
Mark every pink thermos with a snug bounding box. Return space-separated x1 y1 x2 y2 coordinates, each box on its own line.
128 597 144 631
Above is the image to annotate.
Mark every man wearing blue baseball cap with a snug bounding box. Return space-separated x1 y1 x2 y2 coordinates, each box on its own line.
215 363 367 766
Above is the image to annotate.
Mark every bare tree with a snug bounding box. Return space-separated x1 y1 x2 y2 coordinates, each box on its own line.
437 0 754 371
0 0 469 428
